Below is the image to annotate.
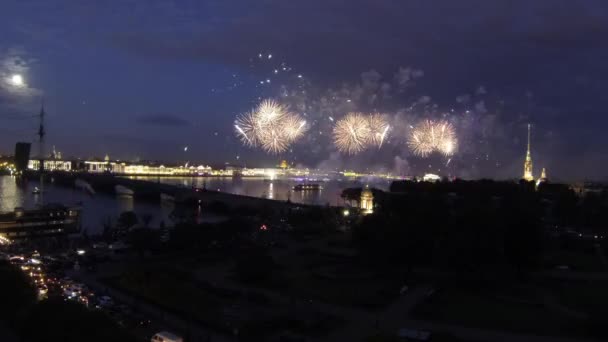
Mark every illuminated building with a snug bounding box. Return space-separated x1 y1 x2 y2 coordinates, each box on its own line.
536 167 548 187
360 185 374 214
422 173 441 182
540 167 547 181
28 160 71 172
280 160 288 169
523 124 534 181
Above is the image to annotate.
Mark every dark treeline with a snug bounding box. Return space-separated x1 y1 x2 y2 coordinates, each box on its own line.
354 179 608 274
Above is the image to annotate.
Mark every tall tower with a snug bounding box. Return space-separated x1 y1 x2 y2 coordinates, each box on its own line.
523 124 533 181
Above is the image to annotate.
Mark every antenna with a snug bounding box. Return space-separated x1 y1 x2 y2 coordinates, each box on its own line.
38 101 46 205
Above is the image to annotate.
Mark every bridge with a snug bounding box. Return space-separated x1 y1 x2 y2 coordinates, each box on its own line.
38 171 323 211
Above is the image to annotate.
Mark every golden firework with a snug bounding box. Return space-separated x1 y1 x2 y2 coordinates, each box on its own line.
407 120 457 157
368 113 390 148
333 113 371 154
234 99 307 154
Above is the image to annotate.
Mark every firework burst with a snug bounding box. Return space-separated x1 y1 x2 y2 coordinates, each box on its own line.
407 120 457 157
234 99 307 154
333 113 372 154
368 113 391 148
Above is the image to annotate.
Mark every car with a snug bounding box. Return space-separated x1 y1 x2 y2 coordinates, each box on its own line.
97 295 114 308
63 285 81 299
93 242 108 249
151 331 183 342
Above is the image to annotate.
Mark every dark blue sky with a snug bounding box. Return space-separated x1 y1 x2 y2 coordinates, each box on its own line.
1 1 607 180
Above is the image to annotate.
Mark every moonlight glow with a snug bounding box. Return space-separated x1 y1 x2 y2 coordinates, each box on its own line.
10 74 24 86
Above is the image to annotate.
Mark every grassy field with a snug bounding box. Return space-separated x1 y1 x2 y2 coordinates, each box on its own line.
543 251 604 272
284 269 399 310
235 245 401 310
103 266 228 331
545 279 608 315
105 263 343 339
411 287 588 338
364 333 475 342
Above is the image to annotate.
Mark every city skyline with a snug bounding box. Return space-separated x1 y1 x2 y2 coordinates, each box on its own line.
1 1 608 180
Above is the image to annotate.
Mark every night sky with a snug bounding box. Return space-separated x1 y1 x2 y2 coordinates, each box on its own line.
1 1 607 181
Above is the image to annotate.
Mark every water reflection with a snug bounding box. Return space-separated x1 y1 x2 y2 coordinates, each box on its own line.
0 176 23 212
126 176 370 206
0 176 167 235
1 175 391 234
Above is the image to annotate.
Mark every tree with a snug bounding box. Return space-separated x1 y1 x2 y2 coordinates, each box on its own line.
504 200 543 272
100 216 114 241
126 228 161 257
0 261 36 325
117 211 138 230
141 214 153 228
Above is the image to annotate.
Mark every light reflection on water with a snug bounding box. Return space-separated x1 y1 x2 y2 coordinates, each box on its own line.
0 175 390 234
0 175 170 235
125 176 387 206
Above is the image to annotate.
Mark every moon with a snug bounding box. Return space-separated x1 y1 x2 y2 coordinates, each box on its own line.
10 74 24 86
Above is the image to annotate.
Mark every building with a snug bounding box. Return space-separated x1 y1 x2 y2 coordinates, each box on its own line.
14 142 31 173
523 124 534 181
539 168 547 181
423 173 441 182
0 204 81 241
28 160 72 172
360 185 374 214
536 168 548 187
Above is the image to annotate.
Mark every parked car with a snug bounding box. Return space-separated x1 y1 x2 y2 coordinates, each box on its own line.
151 331 183 342
97 295 114 308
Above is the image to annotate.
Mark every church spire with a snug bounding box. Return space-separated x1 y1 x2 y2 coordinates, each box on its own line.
527 124 531 156
523 123 534 181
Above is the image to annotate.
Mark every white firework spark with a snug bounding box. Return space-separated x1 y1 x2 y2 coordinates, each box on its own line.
333 113 371 155
407 120 457 157
234 99 307 154
368 113 391 148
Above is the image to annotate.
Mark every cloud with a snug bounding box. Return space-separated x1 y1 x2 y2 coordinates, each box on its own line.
136 113 189 127
0 47 42 107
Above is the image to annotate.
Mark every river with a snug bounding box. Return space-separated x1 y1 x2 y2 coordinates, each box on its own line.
0 175 390 235
124 176 389 206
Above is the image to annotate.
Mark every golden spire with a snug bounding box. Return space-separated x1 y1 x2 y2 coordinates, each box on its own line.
523 124 534 181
